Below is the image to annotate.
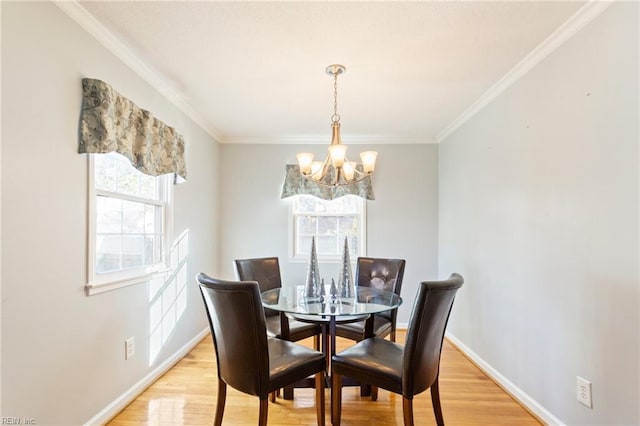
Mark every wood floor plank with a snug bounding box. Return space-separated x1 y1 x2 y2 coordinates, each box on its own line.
108 332 540 425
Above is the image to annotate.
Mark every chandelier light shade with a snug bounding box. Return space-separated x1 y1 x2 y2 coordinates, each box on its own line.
296 64 378 187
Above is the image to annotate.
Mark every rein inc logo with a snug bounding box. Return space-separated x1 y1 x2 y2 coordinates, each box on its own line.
1 418 35 425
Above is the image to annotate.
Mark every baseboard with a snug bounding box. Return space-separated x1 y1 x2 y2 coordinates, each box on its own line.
84 327 210 426
445 332 564 426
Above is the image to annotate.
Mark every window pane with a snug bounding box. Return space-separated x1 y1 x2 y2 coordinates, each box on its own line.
94 154 117 192
297 216 316 234
139 174 157 199
116 158 140 197
145 236 155 264
339 196 359 214
294 195 361 214
96 235 122 273
144 205 156 234
344 234 358 257
122 200 145 234
294 195 318 214
317 236 337 255
96 196 122 234
338 215 358 235
122 235 145 269
94 152 160 201
101 152 158 200
321 199 339 214
317 216 337 235
154 235 162 263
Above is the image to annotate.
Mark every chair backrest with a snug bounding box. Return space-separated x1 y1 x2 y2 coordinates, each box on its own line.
234 257 282 317
356 257 406 323
197 273 270 398
402 273 463 398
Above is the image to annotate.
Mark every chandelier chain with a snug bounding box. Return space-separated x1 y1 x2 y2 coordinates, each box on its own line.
332 71 340 123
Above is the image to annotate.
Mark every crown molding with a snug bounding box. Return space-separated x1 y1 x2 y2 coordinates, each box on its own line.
436 0 614 143
222 135 435 145
54 1 224 143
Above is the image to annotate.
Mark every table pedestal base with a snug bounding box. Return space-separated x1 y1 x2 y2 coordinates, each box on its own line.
282 313 374 400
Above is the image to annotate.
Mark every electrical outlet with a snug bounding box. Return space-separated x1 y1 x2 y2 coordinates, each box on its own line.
577 376 592 408
125 337 135 360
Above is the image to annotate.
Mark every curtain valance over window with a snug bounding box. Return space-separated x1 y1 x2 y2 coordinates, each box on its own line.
281 165 375 200
79 78 187 181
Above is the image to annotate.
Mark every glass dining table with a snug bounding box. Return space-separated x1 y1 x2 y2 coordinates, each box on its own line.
261 284 402 399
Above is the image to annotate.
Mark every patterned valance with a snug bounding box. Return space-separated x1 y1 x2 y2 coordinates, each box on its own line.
281 165 375 200
79 78 187 182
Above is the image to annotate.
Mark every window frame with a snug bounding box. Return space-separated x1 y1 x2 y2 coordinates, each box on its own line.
289 195 367 262
86 153 173 295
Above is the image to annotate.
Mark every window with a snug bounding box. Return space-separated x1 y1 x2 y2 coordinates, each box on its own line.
87 152 172 295
291 195 366 261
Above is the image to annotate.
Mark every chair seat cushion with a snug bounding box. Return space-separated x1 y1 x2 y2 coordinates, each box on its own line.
332 337 403 394
334 316 392 341
268 338 326 391
265 315 322 341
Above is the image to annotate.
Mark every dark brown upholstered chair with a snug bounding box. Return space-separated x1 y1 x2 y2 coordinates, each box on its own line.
235 257 322 349
197 273 326 426
335 257 406 342
331 273 464 426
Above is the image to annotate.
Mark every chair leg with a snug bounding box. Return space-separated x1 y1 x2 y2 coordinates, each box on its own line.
283 385 294 400
360 384 371 397
402 397 414 426
270 391 276 403
259 398 269 426
214 380 226 426
371 386 378 401
391 330 396 342
331 373 342 425
431 378 444 426
315 372 325 426
314 334 320 350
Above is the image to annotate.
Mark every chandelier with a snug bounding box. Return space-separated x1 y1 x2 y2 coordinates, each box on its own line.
296 64 377 187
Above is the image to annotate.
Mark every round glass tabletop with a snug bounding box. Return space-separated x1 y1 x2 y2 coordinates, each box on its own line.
261 285 402 317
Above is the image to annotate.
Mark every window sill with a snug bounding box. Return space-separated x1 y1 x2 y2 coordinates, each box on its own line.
86 268 170 296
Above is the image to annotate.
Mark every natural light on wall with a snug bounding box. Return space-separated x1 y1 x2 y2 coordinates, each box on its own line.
148 230 189 365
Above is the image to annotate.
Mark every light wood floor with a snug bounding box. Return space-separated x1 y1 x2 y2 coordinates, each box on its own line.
108 331 540 425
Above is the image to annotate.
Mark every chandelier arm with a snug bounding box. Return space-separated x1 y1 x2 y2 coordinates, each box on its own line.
350 168 370 178
320 153 331 179
302 172 371 188
301 153 372 187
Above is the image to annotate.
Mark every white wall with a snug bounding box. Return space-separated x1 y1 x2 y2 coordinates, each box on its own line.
219 143 438 324
1 2 219 424
439 3 639 425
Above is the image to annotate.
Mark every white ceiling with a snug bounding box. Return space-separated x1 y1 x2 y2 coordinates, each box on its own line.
76 1 585 144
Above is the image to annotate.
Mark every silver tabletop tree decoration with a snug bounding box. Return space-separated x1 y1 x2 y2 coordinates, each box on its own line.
337 236 355 297
330 278 338 299
305 236 321 297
